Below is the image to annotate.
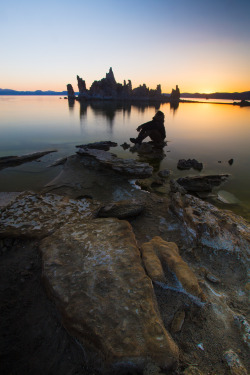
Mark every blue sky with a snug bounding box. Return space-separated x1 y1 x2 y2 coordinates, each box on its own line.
1 0 250 92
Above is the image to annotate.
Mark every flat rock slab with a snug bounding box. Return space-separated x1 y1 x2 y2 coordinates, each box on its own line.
176 174 229 193
76 141 118 151
77 148 153 178
0 191 99 238
40 218 179 372
44 155 147 204
171 192 250 257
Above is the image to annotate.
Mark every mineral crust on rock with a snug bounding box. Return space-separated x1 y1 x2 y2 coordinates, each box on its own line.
40 218 179 372
0 191 99 238
170 192 250 257
76 148 153 178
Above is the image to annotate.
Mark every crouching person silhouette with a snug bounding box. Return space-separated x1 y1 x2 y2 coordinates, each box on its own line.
130 111 166 146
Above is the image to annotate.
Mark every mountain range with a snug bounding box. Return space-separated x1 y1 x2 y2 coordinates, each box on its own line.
0 88 250 100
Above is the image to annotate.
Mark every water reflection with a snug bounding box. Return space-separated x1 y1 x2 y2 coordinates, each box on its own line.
72 99 164 126
68 98 75 110
1 96 249 219
170 101 179 113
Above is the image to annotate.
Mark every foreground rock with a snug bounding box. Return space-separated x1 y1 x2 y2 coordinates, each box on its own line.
170 192 250 258
76 147 153 178
40 218 179 372
0 150 57 170
0 191 99 238
141 236 206 302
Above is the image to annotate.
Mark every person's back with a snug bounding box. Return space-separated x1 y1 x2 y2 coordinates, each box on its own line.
130 111 166 145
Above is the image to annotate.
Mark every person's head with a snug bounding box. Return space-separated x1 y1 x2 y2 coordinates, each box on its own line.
153 111 165 122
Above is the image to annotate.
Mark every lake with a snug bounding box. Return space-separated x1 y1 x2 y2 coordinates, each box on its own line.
0 95 249 220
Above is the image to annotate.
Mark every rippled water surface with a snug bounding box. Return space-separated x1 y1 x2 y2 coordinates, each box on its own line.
0 96 249 219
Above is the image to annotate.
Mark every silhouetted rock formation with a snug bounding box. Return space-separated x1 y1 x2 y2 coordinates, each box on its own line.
77 75 89 100
67 68 175 102
170 85 180 103
66 84 75 100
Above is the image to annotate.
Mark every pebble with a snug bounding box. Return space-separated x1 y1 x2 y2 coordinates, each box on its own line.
205 272 220 284
171 310 185 333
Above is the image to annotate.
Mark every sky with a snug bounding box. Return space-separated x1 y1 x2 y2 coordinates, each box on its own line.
1 0 250 93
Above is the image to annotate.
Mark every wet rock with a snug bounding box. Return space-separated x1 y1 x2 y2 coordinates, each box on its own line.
0 150 57 171
224 349 248 375
0 191 99 238
175 174 229 194
158 169 170 178
177 159 203 171
40 218 179 372
76 141 118 151
76 148 153 178
171 310 185 333
120 142 130 150
47 156 68 167
170 193 250 257
97 199 145 219
141 236 206 301
130 142 166 160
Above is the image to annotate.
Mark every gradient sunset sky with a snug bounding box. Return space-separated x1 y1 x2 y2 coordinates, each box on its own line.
1 0 250 93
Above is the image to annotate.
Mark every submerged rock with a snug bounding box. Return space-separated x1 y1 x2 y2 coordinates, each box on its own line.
0 191 99 238
40 218 179 372
217 190 240 204
76 147 153 178
170 193 250 257
0 150 57 170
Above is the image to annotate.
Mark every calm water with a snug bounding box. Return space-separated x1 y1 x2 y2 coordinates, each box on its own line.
0 96 249 220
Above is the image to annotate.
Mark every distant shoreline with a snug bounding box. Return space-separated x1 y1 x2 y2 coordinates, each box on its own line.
0 89 250 101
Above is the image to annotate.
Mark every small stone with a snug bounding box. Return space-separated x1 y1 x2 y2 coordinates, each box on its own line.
228 158 234 165
171 310 185 333
205 272 220 284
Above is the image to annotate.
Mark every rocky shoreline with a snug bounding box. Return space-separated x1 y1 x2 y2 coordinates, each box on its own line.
0 143 249 375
